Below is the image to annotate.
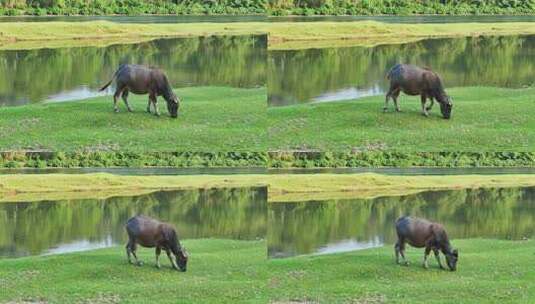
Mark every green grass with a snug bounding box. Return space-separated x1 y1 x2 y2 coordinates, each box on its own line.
3 172 535 203
268 87 535 151
0 239 268 304
0 86 266 152
4 21 535 50
1 239 533 303
268 239 535 303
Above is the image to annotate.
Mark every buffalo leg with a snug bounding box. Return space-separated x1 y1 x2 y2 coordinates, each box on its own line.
113 88 124 113
392 89 401 112
384 92 391 112
126 241 133 264
150 93 160 117
426 98 435 112
394 242 401 264
126 240 141 265
384 86 399 112
433 248 445 269
421 94 429 117
423 246 431 269
166 249 179 270
146 97 152 113
121 89 133 112
395 239 408 265
155 247 161 269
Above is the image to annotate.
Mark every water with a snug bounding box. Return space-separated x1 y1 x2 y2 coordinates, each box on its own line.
269 15 535 23
0 35 267 106
268 186 535 258
3 167 535 176
0 187 267 258
0 15 267 23
0 167 267 175
268 35 535 106
269 167 535 175
3 15 535 24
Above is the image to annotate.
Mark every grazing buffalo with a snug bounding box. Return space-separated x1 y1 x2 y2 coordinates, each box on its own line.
395 216 458 271
125 215 188 272
385 64 453 119
100 64 180 118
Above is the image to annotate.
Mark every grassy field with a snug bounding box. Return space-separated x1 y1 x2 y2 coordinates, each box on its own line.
0 239 268 304
268 87 535 152
0 86 266 152
268 239 535 303
2 172 535 203
3 21 535 50
1 239 533 303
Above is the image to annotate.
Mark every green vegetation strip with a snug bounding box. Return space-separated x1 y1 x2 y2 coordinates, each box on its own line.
4 21 535 50
0 86 266 152
0 152 268 168
1 239 533 303
269 0 535 16
268 87 535 152
1 0 265 16
1 0 532 16
2 151 535 168
2 173 535 203
268 152 535 168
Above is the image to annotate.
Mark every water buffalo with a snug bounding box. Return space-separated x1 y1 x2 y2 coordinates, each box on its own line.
125 215 188 272
385 64 453 119
395 216 458 271
100 64 180 118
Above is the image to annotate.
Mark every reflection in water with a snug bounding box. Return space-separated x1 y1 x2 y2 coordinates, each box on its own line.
311 85 382 104
0 187 266 258
268 35 535 106
0 35 267 106
314 238 382 257
268 187 535 258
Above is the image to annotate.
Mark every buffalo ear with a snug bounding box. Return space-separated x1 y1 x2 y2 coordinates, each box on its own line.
453 249 458 257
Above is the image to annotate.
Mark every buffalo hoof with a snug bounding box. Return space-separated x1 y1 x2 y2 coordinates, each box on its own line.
395 109 401 112
136 261 144 266
155 264 161 269
128 108 133 113
383 108 388 113
114 109 119 113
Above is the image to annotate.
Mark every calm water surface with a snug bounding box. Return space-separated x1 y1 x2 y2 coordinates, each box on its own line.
3 15 535 23
0 187 266 258
268 35 535 106
3 167 535 176
0 15 267 23
0 35 267 106
270 15 535 23
268 186 535 258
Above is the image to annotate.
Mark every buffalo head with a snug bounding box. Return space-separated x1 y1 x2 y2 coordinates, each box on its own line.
445 249 458 271
166 94 180 118
440 96 453 119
